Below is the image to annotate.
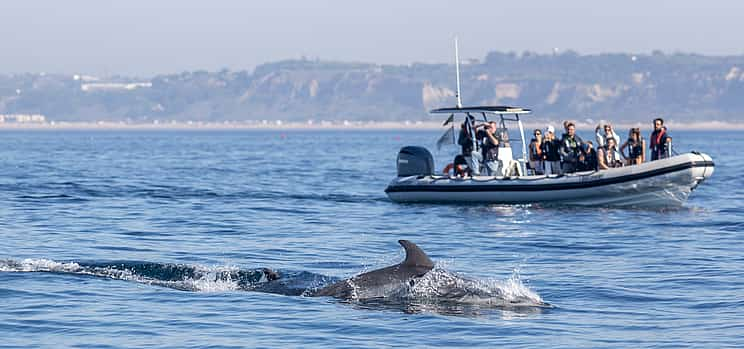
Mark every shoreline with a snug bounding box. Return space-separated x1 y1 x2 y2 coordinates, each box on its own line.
1 120 743 131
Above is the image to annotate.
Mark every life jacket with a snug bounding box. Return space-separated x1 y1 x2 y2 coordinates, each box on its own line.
650 128 665 147
562 135 583 162
566 137 578 150
529 139 543 161
603 146 623 167
628 139 643 158
650 128 670 159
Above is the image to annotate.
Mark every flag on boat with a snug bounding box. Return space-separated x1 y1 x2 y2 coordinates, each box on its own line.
436 126 455 150
442 113 454 126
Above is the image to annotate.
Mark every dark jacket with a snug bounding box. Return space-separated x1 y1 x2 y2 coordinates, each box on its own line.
560 134 584 163
458 127 474 156
578 147 598 171
481 132 499 161
541 139 562 162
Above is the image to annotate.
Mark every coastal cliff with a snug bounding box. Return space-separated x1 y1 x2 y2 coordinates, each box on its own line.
2 51 743 124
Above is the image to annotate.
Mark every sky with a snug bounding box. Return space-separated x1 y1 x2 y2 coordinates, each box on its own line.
1 0 743 76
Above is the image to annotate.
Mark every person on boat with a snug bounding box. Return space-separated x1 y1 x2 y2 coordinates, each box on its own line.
596 122 621 148
562 120 572 136
457 120 482 175
528 129 544 175
649 118 672 161
620 127 646 165
442 154 471 177
577 141 598 171
594 124 604 147
481 121 501 176
560 122 584 173
496 124 510 147
597 137 624 169
541 125 562 175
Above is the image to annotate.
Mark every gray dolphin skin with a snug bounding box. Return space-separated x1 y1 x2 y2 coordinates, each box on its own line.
310 240 434 299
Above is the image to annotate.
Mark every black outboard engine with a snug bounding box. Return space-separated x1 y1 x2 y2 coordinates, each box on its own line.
396 146 434 177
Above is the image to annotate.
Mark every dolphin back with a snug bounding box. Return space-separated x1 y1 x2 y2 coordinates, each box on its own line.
398 240 434 269
310 240 435 299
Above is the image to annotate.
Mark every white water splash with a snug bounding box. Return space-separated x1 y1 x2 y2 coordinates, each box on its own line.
407 267 546 307
0 258 82 273
0 259 248 293
1 258 548 308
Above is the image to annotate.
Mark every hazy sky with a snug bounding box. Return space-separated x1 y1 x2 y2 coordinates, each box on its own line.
2 0 743 76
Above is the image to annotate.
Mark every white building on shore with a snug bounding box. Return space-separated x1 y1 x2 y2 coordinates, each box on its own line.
80 82 152 92
0 114 47 123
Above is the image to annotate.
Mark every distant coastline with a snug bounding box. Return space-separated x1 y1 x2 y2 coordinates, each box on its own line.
4 54 744 127
1 120 743 131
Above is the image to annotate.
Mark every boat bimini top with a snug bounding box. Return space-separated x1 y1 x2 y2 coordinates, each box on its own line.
431 105 534 176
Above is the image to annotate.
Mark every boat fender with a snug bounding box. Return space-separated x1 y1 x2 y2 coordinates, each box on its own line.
442 163 455 175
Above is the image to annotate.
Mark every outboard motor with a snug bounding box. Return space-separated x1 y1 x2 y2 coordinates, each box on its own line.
396 146 434 177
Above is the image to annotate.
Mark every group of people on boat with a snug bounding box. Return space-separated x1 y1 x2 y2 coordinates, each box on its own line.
445 117 673 177
445 120 511 177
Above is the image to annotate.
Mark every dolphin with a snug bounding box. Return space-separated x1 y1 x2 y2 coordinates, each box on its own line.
309 240 434 299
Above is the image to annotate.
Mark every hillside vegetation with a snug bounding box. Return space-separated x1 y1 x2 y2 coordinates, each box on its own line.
2 51 744 124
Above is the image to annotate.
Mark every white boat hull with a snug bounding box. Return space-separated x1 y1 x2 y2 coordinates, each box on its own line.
385 153 714 207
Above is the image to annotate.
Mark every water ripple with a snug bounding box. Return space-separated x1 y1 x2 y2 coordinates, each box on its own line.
0 130 741 348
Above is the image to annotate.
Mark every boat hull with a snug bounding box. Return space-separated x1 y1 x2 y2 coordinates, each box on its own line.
385 153 714 207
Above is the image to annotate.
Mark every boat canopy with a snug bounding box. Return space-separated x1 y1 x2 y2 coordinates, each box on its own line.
431 105 532 174
430 106 531 115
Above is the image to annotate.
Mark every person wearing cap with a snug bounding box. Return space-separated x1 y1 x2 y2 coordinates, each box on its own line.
541 125 562 175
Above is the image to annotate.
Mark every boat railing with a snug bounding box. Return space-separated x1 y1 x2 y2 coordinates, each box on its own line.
669 140 676 157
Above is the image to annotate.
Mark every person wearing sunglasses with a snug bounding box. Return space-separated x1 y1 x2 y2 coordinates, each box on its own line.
528 129 544 175
595 122 621 147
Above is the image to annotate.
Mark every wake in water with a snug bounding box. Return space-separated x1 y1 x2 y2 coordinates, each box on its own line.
347 268 548 316
0 257 548 315
0 259 277 292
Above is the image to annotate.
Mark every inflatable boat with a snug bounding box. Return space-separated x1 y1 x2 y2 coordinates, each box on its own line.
384 41 714 207
385 145 714 207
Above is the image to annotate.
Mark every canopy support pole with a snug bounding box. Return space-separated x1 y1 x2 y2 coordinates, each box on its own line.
517 115 528 175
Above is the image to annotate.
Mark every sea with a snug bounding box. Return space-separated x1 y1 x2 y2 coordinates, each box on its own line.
0 129 741 348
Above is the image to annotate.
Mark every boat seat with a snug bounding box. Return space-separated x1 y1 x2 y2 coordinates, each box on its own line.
496 146 523 177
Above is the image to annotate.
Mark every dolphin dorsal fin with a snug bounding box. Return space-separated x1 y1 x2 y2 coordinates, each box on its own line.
398 240 434 268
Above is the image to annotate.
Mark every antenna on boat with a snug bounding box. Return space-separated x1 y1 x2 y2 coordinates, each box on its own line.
454 37 463 109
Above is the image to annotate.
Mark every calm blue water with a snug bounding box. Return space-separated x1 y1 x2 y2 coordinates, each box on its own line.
0 129 741 348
